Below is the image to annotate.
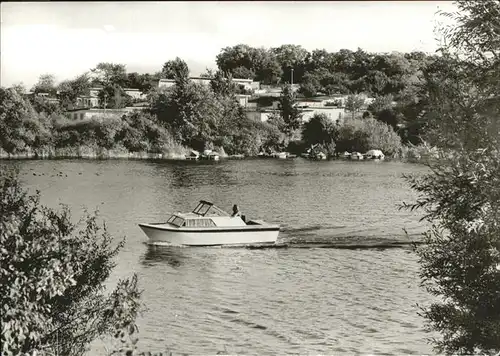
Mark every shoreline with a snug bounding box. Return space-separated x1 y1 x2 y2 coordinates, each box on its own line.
0 147 427 163
0 147 188 161
0 153 423 164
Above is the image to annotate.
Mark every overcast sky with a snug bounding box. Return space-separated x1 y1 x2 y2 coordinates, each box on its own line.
1 1 457 88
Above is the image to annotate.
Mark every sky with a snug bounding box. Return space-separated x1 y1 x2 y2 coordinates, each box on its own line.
1 1 458 88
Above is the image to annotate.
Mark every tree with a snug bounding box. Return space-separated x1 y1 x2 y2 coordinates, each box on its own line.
91 63 127 88
231 66 255 79
216 44 256 79
273 44 309 84
91 63 128 109
152 81 222 150
365 71 390 95
1 168 141 356
301 113 338 147
402 1 500 354
125 72 153 93
160 57 190 84
368 94 394 114
299 71 321 97
336 116 402 155
200 68 215 78
376 108 405 131
98 85 132 109
210 71 236 97
57 73 92 110
32 74 57 95
30 95 62 116
253 48 282 85
277 84 302 141
0 87 44 153
320 71 350 95
261 115 288 153
345 94 366 118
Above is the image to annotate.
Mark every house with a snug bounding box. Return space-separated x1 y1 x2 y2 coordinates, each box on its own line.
243 93 349 124
157 77 260 92
300 107 346 124
65 107 144 121
76 95 99 108
74 87 146 109
189 76 212 87
244 106 346 124
124 88 146 100
232 78 259 91
157 79 176 89
74 87 102 108
158 77 212 89
25 91 60 104
235 94 251 107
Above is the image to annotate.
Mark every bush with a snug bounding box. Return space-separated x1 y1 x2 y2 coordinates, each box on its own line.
0 87 44 154
0 168 141 355
336 117 402 155
301 113 338 148
403 148 500 354
401 2 500 353
116 111 186 154
287 140 307 155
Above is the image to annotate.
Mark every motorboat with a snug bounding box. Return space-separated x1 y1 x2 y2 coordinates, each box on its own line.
139 200 280 246
364 149 385 160
350 152 364 160
185 150 200 161
302 144 327 160
273 152 288 159
200 150 220 161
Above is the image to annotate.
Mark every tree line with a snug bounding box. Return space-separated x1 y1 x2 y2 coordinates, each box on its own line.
1 39 453 158
2 53 411 158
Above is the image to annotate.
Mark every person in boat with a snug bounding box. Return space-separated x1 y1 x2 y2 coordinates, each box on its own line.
231 204 242 217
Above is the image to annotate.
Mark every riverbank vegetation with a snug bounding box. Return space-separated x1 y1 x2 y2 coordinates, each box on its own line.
0 168 142 355
402 0 500 354
1 28 462 160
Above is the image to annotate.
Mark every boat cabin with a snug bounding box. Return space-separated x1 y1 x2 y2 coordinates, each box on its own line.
166 201 248 228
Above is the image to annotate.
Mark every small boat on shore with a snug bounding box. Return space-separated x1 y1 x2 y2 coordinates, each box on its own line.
350 152 364 160
364 149 385 160
139 200 280 246
200 150 220 160
185 150 200 160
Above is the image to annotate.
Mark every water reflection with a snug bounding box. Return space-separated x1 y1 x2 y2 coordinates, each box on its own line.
165 160 231 188
141 245 187 268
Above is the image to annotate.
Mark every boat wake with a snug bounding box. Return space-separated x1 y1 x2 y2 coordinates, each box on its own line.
145 238 422 250
245 239 423 250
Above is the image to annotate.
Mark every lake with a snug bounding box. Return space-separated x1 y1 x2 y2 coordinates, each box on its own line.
2 158 435 355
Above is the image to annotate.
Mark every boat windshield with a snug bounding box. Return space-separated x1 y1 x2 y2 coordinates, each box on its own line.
192 200 229 217
167 215 185 227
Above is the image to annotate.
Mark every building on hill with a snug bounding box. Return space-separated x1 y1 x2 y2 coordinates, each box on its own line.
244 107 346 124
76 95 99 108
157 77 260 92
157 79 176 89
73 87 146 109
236 94 251 107
244 94 348 123
24 91 60 104
123 88 146 100
65 107 145 121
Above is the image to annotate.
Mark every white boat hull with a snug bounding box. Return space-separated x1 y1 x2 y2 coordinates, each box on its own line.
139 223 280 246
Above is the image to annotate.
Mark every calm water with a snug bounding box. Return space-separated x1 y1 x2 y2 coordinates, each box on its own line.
2 158 435 355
